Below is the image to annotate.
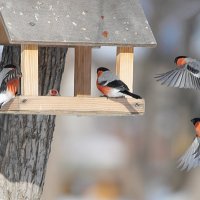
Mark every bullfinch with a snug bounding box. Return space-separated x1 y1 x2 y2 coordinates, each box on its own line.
155 56 200 89
96 67 142 99
0 64 22 108
178 118 200 171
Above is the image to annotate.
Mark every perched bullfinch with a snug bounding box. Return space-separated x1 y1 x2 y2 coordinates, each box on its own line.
0 64 22 108
96 67 142 99
155 56 200 89
178 118 200 171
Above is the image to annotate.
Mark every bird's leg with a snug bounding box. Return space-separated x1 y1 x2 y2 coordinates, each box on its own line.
100 94 108 99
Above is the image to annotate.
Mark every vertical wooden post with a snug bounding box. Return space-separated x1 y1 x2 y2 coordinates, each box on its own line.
21 44 38 95
74 46 91 96
115 47 134 91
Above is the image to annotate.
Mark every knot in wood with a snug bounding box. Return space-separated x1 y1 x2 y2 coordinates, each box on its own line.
135 103 140 107
22 99 28 103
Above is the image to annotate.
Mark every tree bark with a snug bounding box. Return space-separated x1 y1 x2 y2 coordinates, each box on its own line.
0 46 67 199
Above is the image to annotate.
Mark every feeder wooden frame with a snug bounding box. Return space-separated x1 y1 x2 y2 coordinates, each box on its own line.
0 0 158 116
0 44 144 116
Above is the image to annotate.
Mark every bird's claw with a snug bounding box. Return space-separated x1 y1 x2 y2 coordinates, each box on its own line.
100 95 108 98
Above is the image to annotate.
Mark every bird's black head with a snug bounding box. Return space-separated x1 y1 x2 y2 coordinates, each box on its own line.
174 56 187 65
3 64 17 69
191 118 200 125
97 67 110 74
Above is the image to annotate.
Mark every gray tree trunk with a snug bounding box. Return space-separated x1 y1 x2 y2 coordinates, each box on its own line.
0 46 67 200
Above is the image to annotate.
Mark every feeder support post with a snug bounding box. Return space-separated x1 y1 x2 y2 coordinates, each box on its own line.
21 44 39 96
74 46 92 96
116 47 134 92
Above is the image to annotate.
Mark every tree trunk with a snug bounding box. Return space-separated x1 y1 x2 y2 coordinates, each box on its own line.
0 46 67 199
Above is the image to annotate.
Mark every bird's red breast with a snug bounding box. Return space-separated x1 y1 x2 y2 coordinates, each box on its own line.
7 79 19 95
96 81 111 96
195 121 200 137
176 57 187 67
97 70 110 95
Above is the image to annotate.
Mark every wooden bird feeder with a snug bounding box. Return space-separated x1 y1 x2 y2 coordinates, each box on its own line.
0 0 156 116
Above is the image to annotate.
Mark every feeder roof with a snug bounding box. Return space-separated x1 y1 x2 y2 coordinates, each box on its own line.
0 0 156 47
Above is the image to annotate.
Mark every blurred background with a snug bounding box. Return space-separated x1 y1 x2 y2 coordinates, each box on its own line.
9 0 200 199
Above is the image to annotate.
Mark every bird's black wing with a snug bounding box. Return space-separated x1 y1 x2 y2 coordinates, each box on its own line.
155 67 200 90
106 79 129 91
98 80 108 86
0 70 20 93
186 60 200 74
187 64 199 74
0 79 7 93
186 64 200 89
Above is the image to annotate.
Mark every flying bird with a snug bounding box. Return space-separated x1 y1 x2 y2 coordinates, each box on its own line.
0 64 22 108
155 56 200 89
178 118 200 171
96 67 142 99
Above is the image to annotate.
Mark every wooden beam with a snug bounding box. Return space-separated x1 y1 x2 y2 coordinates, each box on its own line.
116 47 134 91
21 44 38 95
74 46 91 96
0 96 145 116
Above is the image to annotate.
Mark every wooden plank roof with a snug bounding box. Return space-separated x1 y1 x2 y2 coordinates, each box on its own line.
0 0 156 47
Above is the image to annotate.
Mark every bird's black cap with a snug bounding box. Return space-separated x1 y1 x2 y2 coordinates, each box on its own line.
4 64 17 69
174 56 187 64
191 118 200 125
97 67 110 73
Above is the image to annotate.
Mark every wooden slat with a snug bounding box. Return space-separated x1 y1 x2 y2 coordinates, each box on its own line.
116 47 134 91
0 96 145 116
21 44 38 95
74 46 91 96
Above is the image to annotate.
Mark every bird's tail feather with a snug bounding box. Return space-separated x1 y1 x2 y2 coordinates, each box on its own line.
121 90 142 99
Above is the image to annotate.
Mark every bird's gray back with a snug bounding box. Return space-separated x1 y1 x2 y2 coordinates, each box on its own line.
98 71 119 83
